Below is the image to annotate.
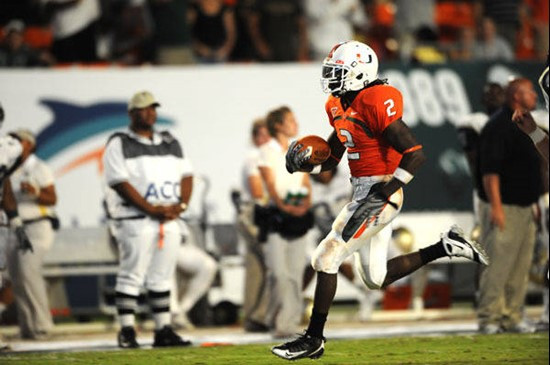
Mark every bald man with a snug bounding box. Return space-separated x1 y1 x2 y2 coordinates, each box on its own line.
476 78 544 334
512 61 549 162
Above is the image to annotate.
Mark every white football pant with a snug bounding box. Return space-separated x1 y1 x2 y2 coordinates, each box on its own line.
311 175 403 289
170 241 217 315
115 218 180 296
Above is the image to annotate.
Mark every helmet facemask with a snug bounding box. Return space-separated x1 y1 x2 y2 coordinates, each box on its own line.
321 63 350 96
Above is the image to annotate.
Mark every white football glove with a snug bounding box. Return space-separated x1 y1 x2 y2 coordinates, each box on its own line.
285 141 312 174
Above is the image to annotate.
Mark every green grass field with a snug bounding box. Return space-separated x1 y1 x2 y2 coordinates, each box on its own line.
1 334 548 364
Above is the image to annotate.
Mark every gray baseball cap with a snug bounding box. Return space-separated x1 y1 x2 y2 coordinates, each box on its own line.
128 91 160 111
4 19 25 34
12 128 36 146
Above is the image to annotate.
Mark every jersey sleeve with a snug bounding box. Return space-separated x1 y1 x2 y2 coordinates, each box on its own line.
103 136 129 187
370 86 404 134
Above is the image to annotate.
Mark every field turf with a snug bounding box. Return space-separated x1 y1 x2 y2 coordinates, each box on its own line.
1 333 548 364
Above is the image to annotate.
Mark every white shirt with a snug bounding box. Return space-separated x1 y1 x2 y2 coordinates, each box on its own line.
305 0 367 60
103 129 193 219
258 139 308 203
9 154 56 220
43 0 101 39
456 112 488 134
241 146 262 202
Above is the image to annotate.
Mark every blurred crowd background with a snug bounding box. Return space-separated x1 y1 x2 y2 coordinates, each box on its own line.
0 0 548 68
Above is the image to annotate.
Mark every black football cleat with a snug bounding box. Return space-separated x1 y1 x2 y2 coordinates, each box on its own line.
118 326 140 349
271 332 325 360
153 325 192 347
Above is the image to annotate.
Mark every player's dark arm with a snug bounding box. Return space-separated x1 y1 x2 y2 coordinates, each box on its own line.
320 131 346 171
37 185 57 206
179 175 193 208
512 109 549 162
378 119 426 198
111 181 163 218
20 181 57 206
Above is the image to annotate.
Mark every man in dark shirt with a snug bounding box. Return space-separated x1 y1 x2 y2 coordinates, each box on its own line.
0 20 52 68
457 83 505 207
246 0 309 62
477 77 543 334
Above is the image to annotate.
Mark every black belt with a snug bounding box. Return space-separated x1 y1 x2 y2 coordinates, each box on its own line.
23 217 51 225
110 215 147 221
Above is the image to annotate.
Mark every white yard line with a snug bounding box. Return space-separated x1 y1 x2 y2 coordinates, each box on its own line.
4 321 479 353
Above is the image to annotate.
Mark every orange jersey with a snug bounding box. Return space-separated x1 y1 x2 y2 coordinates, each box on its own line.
325 84 403 177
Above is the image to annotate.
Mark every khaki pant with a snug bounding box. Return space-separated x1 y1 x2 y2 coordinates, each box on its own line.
264 232 308 335
156 46 195 65
236 203 270 326
477 201 536 329
7 220 54 338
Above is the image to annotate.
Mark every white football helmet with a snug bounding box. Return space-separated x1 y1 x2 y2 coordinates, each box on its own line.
321 41 379 96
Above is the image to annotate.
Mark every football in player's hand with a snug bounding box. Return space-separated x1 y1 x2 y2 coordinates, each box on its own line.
297 135 331 165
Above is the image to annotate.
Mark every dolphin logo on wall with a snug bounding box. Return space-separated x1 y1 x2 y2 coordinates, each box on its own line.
35 99 174 176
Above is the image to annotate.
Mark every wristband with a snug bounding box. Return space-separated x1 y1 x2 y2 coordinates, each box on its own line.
393 167 414 184
403 145 423 154
529 127 546 144
310 165 322 174
9 216 23 228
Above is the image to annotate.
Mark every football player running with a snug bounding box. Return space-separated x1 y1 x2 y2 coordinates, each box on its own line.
271 41 489 361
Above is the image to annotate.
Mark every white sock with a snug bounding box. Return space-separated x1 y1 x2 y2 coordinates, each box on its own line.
153 312 171 330
119 314 135 328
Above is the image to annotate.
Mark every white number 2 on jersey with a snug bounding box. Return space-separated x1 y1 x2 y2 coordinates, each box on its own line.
384 99 396 117
339 129 360 160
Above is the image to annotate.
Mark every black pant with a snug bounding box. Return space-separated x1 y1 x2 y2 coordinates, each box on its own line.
52 21 98 63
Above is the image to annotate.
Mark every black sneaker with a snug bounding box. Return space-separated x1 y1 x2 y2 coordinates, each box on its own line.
244 320 270 333
271 333 325 360
118 326 140 349
153 325 192 347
